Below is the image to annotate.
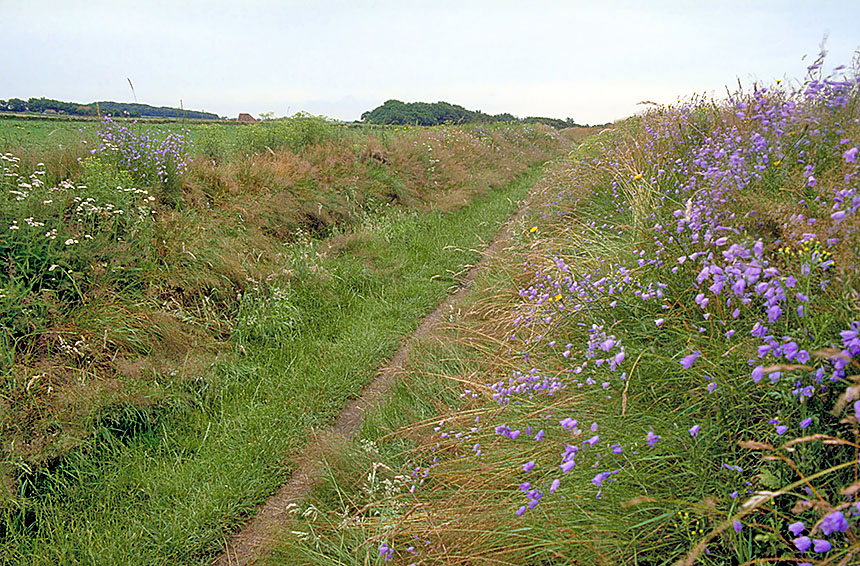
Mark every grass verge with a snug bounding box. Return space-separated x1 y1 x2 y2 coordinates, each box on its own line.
265 54 860 566
0 159 550 564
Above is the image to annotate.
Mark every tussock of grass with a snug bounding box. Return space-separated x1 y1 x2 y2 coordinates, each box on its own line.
271 54 860 565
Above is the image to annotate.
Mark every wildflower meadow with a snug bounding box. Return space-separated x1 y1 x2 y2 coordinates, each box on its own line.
272 53 860 566
3 45 859 566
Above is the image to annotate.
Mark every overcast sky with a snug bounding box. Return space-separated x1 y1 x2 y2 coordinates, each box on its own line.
2 1 859 124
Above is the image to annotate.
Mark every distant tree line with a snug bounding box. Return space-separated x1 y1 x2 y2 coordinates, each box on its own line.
0 97 219 120
360 100 584 129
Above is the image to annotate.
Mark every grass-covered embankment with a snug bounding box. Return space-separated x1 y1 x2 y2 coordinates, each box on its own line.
269 55 860 565
0 116 566 563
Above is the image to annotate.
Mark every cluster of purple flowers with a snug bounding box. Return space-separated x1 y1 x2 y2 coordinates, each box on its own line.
490 322 625 403
789 510 855 557
92 117 191 188
371 55 859 564
494 56 858 553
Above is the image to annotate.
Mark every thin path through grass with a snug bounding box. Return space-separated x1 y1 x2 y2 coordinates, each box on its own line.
0 162 552 566
215 169 544 566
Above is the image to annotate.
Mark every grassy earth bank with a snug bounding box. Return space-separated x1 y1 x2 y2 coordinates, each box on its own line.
0 117 567 563
267 57 860 566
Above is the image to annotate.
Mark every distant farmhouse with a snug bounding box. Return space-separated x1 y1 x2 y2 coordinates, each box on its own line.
237 113 257 123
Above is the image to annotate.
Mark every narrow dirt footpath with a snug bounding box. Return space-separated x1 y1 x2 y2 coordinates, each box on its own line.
214 191 536 566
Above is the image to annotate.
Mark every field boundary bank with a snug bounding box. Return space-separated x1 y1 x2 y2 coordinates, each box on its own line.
213 168 546 566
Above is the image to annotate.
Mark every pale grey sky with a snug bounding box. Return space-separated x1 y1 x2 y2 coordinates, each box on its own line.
1 0 858 123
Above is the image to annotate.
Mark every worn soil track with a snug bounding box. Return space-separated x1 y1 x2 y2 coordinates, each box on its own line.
213 194 534 566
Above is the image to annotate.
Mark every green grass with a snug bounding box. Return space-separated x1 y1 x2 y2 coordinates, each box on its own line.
263 313 505 565
263 62 860 566
0 161 548 564
0 116 563 463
